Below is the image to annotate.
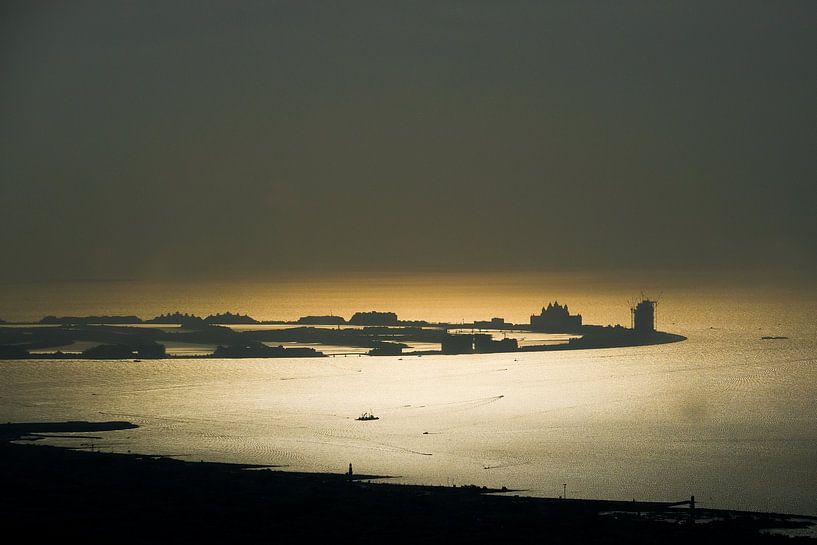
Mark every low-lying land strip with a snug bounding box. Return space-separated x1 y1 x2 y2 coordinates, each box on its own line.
0 310 685 359
0 422 812 544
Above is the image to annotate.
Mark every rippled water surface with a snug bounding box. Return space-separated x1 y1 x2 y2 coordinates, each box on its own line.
1 276 816 515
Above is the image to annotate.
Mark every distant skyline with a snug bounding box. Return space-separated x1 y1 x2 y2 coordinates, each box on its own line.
2 1 815 282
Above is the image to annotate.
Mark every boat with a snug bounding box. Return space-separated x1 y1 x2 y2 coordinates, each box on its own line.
356 411 379 421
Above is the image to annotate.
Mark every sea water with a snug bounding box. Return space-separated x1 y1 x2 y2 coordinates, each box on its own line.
0 274 815 514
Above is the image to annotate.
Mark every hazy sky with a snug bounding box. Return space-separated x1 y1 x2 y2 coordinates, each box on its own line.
1 1 815 281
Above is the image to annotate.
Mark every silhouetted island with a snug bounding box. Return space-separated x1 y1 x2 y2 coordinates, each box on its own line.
212 342 323 358
0 422 812 544
350 311 399 326
0 299 686 360
297 315 346 325
39 314 143 325
204 312 260 325
82 342 167 359
145 311 207 327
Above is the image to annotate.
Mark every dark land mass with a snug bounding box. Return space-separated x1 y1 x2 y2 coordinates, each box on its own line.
147 311 257 326
212 341 323 358
0 302 685 360
297 314 347 325
39 314 144 325
521 328 686 352
0 422 812 544
204 312 259 325
0 321 685 360
350 310 399 325
36 312 256 326
0 421 138 438
146 311 208 327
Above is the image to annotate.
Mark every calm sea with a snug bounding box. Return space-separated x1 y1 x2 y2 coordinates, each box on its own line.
1 273 815 514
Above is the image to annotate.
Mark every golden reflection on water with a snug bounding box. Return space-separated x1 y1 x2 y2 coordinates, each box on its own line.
1 274 816 514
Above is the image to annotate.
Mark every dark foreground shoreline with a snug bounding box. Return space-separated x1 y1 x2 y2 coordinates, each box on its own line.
1 422 813 544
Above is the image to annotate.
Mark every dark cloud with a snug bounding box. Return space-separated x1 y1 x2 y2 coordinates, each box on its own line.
1 1 815 281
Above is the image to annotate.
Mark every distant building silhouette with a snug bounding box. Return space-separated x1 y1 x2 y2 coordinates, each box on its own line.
204 312 259 325
441 334 474 354
529 302 582 332
631 299 657 334
473 334 518 353
441 333 518 354
39 315 142 325
297 315 346 325
474 317 507 329
146 312 206 328
349 311 398 326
